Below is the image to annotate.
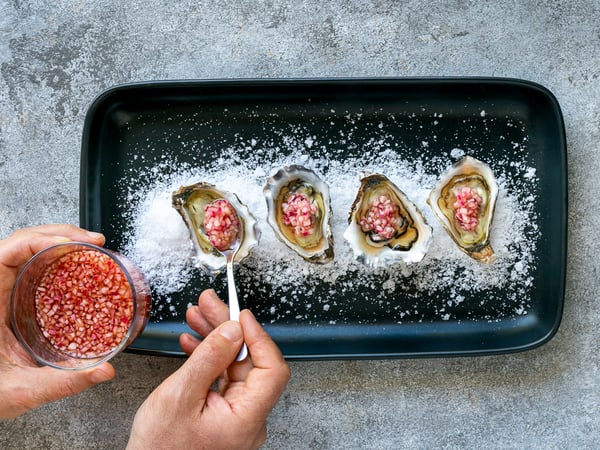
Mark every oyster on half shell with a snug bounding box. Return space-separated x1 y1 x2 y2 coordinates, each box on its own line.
427 156 498 264
263 165 333 263
344 173 432 267
172 182 260 275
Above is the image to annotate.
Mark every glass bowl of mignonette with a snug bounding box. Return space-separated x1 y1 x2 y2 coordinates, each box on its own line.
10 242 151 370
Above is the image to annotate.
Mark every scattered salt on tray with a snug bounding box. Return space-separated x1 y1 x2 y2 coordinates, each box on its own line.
120 144 538 325
123 151 535 320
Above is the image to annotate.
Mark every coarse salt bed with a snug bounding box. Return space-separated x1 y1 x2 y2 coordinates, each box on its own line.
120 146 539 324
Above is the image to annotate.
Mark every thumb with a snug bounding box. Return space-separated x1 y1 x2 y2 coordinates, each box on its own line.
24 363 115 408
174 321 243 409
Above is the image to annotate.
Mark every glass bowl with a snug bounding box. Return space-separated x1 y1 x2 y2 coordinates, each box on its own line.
10 242 151 370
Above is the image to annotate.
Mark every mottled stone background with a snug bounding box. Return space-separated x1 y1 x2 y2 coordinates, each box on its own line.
0 1 598 449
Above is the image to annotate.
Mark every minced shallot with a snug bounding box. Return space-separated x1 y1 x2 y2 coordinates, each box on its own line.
34 250 133 358
202 199 240 251
453 186 483 232
358 194 400 241
281 192 319 237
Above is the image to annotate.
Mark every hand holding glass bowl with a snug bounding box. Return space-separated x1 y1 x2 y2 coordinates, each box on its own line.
11 241 151 370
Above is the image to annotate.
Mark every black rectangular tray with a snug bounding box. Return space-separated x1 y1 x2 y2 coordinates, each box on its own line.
80 78 567 359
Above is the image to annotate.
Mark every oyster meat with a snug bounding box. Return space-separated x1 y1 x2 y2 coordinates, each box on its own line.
172 182 260 275
263 165 334 263
344 173 432 267
427 156 498 264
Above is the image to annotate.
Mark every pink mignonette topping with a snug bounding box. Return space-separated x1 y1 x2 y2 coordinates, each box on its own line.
34 249 134 358
359 194 399 241
281 192 319 237
203 199 241 251
452 186 483 231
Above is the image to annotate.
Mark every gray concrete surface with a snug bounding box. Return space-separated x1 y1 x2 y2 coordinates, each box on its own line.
0 1 598 448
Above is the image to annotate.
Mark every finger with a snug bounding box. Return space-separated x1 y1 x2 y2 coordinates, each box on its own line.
184 290 231 340
21 363 115 410
179 332 201 356
198 289 230 326
187 290 255 382
241 309 287 372
0 234 67 269
0 225 105 269
223 316 256 382
180 288 237 355
224 355 254 384
184 305 215 338
13 224 105 247
216 371 230 394
228 310 290 416
169 320 244 410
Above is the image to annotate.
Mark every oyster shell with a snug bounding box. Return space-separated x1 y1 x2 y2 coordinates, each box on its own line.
172 182 260 275
344 173 432 267
427 156 498 264
263 165 333 263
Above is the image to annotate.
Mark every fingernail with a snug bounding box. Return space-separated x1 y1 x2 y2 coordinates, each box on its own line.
90 366 114 384
205 289 220 301
219 321 242 342
189 305 202 317
86 231 104 240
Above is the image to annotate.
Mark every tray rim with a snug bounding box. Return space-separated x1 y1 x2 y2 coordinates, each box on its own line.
80 76 568 359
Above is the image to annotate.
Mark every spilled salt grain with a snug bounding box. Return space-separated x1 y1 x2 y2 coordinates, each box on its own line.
450 148 466 160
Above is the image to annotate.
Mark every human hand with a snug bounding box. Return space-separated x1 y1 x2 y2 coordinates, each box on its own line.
0 224 115 419
127 289 291 450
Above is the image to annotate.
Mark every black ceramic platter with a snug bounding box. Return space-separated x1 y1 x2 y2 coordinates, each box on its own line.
80 78 567 359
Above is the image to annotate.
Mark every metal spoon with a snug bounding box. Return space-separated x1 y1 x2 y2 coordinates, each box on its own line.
218 227 248 361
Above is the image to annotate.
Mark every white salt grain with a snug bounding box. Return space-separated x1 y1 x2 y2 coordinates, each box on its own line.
450 148 465 159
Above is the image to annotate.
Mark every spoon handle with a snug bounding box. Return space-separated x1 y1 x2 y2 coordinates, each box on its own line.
226 255 248 361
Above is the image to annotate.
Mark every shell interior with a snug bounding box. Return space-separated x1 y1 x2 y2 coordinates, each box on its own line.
264 165 334 263
344 173 432 267
427 156 498 264
172 182 260 275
